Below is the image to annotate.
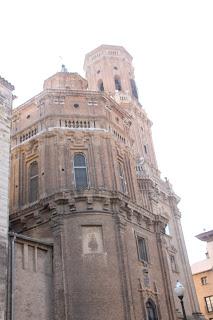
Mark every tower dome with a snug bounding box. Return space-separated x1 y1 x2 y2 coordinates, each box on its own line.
43 71 88 91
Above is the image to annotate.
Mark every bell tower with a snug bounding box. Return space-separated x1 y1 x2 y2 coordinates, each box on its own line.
84 44 139 101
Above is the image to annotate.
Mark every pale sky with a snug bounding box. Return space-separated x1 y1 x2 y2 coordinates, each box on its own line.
1 0 212 264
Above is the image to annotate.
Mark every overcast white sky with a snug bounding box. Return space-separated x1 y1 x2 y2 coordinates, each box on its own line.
1 0 212 264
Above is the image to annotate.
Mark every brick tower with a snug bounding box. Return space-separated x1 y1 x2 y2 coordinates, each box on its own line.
9 46 203 320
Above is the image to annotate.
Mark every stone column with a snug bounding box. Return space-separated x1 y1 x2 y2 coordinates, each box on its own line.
0 77 14 320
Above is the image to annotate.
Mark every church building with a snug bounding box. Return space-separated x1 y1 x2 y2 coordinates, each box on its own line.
8 45 203 320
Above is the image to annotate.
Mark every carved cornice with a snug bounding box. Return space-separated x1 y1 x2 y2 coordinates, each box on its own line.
0 76 14 91
12 88 131 121
10 189 158 233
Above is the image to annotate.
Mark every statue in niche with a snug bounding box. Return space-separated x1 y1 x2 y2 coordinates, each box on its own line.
88 233 98 252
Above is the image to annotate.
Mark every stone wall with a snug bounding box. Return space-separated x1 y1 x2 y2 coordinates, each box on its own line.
0 77 14 320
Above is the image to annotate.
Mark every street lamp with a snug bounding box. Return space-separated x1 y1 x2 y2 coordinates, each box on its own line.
174 280 187 320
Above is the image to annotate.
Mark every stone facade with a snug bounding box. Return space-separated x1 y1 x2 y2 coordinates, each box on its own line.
9 45 203 319
0 77 14 320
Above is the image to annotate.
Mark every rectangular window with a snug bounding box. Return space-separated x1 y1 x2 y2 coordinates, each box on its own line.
201 276 207 285
118 162 127 194
137 237 148 262
205 296 213 313
29 161 39 203
170 255 177 272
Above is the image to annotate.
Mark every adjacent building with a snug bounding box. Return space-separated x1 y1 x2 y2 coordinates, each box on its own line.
192 230 213 320
8 45 203 320
0 76 14 320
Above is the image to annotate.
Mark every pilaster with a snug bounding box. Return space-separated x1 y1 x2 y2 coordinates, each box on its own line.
51 211 68 320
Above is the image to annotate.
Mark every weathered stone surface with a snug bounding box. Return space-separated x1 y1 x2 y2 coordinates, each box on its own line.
0 77 14 320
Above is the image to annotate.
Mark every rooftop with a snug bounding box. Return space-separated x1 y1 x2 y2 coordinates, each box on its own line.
191 258 213 275
0 75 15 91
196 230 213 242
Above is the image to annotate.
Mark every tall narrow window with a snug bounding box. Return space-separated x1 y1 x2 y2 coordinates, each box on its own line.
114 76 122 91
98 79 104 92
137 237 148 262
130 79 138 99
170 255 177 272
146 299 158 320
165 224 170 235
74 153 88 189
29 161 38 203
118 162 127 193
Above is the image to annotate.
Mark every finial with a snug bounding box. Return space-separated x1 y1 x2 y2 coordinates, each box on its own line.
61 64 68 72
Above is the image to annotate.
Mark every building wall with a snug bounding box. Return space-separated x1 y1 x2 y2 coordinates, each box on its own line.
193 270 213 319
9 46 204 320
0 77 14 320
192 231 213 320
7 236 53 320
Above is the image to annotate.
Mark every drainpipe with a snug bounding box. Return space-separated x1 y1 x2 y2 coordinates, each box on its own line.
9 232 16 320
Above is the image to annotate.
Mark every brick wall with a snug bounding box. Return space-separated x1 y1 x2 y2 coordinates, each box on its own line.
9 236 53 320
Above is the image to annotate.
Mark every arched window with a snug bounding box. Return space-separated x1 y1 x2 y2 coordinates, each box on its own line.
146 299 158 320
74 154 88 189
29 161 38 203
114 76 122 91
130 79 138 99
97 79 104 92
